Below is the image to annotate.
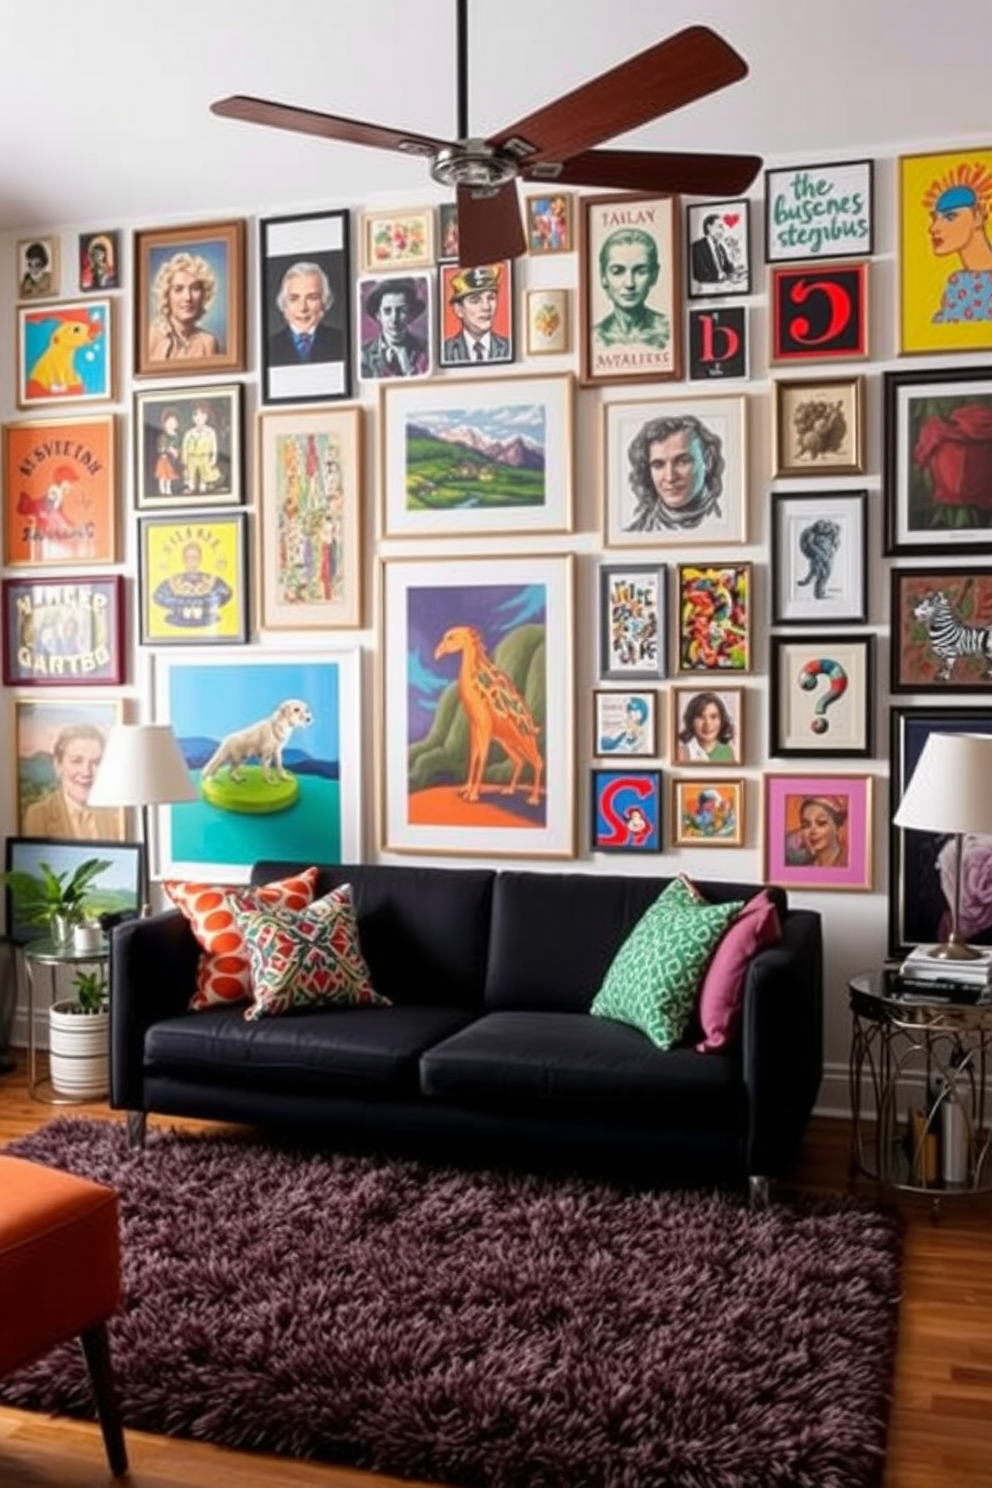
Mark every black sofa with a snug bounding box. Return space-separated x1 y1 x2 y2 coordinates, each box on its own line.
110 861 823 1193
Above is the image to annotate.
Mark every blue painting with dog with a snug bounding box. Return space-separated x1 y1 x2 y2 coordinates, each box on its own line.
161 654 360 878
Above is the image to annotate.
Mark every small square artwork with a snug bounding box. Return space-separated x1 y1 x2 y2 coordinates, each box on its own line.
673 778 744 847
591 769 663 852
525 289 570 356
593 690 659 758
525 193 573 254
17 237 60 301
686 201 750 297
78 231 120 292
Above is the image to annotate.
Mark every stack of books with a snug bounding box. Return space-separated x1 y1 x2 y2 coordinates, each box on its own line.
898 943 992 996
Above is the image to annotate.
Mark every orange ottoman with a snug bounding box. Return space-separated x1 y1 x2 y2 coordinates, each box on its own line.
0 1154 128 1476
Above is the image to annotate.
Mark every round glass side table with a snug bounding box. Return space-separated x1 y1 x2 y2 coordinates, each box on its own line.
23 936 110 1105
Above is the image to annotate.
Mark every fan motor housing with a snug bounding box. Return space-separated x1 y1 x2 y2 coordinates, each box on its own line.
430 141 518 190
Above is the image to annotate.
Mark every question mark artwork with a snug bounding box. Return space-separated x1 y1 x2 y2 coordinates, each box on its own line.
798 657 848 734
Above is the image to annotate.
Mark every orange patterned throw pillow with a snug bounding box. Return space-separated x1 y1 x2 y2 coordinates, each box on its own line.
163 866 320 1010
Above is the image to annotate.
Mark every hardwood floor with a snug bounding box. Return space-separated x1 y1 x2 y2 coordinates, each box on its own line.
1 1059 990 1488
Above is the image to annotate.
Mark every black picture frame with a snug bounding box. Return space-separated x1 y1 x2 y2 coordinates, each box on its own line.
770 489 868 625
890 564 992 693
3 836 141 946
769 633 875 758
763 159 874 265
883 364 992 557
888 706 992 956
258 209 353 406
685 199 751 299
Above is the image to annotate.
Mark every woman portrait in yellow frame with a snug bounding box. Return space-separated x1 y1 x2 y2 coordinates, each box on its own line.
900 147 992 354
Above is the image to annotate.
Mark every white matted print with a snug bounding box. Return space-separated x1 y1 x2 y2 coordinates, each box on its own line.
152 648 362 882
380 374 573 539
525 289 570 356
381 554 575 859
604 394 746 547
771 489 867 625
593 689 659 758
686 201 751 298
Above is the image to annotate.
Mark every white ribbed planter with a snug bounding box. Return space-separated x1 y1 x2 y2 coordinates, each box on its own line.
48 1001 109 1100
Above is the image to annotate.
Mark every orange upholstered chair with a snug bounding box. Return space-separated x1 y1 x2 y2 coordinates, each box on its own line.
0 1154 128 1476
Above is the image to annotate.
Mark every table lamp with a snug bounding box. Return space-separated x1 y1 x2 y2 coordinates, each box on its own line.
892 731 992 960
88 723 198 914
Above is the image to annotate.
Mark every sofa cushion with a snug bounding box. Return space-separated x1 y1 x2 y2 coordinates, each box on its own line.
251 862 495 1010
164 867 319 1010
235 885 390 1021
695 889 783 1053
484 870 772 1014
144 1004 476 1099
420 1011 741 1128
591 877 742 1049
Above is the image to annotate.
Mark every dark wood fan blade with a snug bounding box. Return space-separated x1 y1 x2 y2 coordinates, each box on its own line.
210 95 451 157
456 181 526 267
529 149 763 198
488 26 748 164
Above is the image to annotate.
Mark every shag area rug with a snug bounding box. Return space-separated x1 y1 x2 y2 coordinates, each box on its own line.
1 1119 901 1488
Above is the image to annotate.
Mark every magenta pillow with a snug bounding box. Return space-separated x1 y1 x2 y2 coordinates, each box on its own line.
695 890 782 1053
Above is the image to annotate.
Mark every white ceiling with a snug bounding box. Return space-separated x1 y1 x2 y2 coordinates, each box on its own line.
3 0 990 234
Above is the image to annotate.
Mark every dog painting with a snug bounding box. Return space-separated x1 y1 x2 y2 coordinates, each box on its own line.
200 699 313 783
18 299 113 409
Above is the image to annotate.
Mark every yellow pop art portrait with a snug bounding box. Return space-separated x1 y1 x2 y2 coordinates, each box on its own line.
899 146 992 354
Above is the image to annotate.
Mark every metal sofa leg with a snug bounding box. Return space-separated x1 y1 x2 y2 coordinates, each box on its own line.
126 1111 147 1149
748 1174 771 1210
80 1324 128 1477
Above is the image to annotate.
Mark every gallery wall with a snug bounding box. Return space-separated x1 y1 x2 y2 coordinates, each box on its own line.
3 135 991 1112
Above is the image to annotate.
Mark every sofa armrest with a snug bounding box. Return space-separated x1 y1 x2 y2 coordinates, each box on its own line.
740 908 823 1177
109 909 201 1110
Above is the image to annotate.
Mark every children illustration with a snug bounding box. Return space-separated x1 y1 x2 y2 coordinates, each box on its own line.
181 403 220 494
154 409 182 496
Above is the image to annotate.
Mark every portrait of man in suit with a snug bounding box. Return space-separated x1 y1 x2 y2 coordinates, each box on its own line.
440 263 513 366
267 262 345 367
359 275 431 380
687 204 749 298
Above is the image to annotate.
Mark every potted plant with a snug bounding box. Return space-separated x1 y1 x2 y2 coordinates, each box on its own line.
0 856 112 948
49 965 109 1100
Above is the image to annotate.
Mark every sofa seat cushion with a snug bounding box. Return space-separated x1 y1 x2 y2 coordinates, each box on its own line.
144 1004 476 1099
420 1012 741 1127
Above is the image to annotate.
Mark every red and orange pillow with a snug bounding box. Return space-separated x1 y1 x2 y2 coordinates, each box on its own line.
163 867 320 1010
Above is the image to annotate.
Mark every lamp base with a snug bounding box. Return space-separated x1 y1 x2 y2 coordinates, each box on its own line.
924 933 982 961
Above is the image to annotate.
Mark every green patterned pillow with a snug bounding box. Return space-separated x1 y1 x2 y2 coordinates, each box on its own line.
591 876 742 1049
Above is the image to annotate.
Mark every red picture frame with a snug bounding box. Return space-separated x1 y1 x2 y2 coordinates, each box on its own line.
770 261 869 363
2 573 126 687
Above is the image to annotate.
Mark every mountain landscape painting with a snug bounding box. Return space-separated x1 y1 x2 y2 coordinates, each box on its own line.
382 375 573 537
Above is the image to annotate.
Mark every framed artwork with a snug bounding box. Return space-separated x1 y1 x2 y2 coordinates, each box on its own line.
688 306 748 382
670 685 743 767
603 393 746 547
357 273 433 382
676 563 751 674
899 146 992 356
770 262 869 363
380 374 573 539
437 259 514 368
525 193 574 254
16 298 113 410
4 838 142 946
525 289 571 356
360 207 434 272
591 769 663 853
772 374 866 477
769 633 875 758
593 689 659 759
686 200 750 297
764 160 874 263
890 565 992 692
133 385 244 509
763 773 873 891
883 364 992 555
380 554 575 859
14 696 128 840
257 406 363 630
134 219 245 378
579 192 682 386
152 649 362 883
672 777 744 847
78 231 120 293
889 706 992 955
2 574 126 688
770 490 867 624
599 563 667 681
17 236 60 300
3 415 117 567
259 210 352 405
437 203 460 262
138 513 249 646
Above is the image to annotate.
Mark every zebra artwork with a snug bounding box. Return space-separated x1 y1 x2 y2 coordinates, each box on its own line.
912 590 992 682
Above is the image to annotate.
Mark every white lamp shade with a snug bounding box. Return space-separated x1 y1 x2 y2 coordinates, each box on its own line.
87 724 198 808
893 732 992 836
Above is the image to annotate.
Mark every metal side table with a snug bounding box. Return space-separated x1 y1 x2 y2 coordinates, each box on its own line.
23 936 110 1105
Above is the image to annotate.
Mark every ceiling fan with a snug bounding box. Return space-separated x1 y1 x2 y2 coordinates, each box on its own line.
211 2 761 268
